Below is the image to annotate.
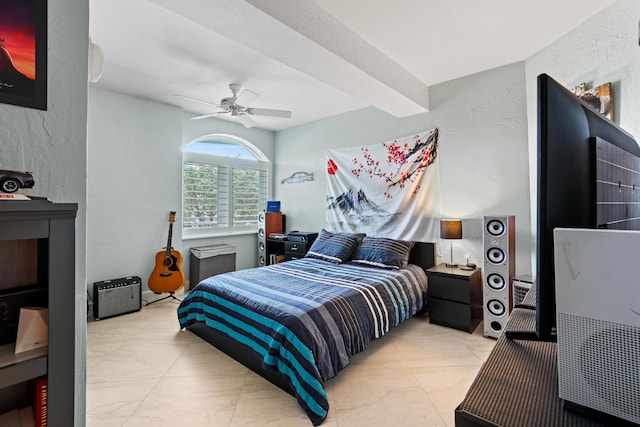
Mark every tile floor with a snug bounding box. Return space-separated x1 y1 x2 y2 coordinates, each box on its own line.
86 295 496 427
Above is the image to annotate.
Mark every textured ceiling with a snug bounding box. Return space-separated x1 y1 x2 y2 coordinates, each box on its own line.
89 0 616 131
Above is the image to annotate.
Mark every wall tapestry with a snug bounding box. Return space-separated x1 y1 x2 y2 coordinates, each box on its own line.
326 128 440 242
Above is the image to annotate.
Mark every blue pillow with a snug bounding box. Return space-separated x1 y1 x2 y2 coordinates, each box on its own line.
350 237 414 269
347 232 366 245
305 229 359 264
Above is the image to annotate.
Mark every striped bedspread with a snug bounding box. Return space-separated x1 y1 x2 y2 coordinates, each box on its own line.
177 257 428 425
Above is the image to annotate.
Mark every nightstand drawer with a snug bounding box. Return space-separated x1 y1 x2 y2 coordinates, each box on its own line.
429 274 471 303
428 297 480 333
284 241 309 255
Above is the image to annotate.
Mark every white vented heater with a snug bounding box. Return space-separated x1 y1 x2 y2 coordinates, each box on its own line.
554 228 640 425
513 275 534 306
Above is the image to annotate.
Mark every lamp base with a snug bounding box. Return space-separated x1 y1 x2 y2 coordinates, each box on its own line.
445 263 458 268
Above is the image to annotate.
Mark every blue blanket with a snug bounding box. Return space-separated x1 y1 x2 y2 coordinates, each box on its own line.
177 258 428 425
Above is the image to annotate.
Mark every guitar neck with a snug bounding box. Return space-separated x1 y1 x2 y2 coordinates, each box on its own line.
164 211 177 256
165 222 174 254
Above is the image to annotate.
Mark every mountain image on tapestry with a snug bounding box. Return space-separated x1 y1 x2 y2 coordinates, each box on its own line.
327 188 396 227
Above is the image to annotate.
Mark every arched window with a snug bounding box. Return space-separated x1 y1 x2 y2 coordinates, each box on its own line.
182 134 269 237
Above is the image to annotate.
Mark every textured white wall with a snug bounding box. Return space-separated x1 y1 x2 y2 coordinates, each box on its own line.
0 0 89 424
525 0 640 272
87 88 183 292
275 62 532 274
87 90 277 291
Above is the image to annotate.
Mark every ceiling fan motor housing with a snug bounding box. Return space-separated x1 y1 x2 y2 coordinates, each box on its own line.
220 97 235 108
228 83 242 94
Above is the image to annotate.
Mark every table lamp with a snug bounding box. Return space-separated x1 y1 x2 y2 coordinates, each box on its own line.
440 219 462 267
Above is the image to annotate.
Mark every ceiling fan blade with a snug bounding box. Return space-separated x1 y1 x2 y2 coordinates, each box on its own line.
237 113 257 128
190 112 225 120
247 107 292 118
235 89 259 107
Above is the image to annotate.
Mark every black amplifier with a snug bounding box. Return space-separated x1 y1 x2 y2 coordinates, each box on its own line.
287 231 318 243
93 276 141 320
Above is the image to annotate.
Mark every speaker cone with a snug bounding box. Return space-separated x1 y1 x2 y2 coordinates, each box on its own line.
487 247 505 264
258 212 265 223
487 299 506 316
259 242 265 252
486 219 505 236
259 256 265 266
490 321 503 332
258 228 265 238
487 273 506 290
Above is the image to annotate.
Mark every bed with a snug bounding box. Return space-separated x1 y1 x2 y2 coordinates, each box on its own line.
177 234 434 426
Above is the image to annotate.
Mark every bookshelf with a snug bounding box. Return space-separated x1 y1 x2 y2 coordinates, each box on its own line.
0 202 76 425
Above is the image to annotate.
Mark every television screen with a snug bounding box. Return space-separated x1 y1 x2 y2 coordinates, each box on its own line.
510 74 640 341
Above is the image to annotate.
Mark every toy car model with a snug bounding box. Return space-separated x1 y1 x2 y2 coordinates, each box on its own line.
0 170 35 193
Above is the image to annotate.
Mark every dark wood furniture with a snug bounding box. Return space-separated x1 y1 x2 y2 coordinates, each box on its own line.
266 238 285 264
284 241 309 260
0 202 76 425
269 231 317 263
284 232 318 261
264 212 285 265
187 241 435 396
426 264 482 333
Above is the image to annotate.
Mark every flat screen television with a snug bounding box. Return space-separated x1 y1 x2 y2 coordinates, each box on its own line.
511 74 640 341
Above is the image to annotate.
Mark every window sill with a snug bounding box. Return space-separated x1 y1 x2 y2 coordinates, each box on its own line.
182 229 257 240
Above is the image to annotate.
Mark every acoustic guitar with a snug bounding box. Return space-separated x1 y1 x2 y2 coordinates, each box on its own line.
148 211 185 294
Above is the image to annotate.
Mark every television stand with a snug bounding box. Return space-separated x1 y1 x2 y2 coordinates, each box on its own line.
504 329 539 340
503 283 555 341
504 306 541 340
456 307 608 427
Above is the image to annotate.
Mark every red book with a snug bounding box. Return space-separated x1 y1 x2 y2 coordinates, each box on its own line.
31 377 47 427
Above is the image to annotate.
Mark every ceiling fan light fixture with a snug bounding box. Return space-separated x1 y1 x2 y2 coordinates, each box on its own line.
88 38 104 83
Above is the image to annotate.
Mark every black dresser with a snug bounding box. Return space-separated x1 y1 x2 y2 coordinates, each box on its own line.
426 264 482 333
284 231 317 261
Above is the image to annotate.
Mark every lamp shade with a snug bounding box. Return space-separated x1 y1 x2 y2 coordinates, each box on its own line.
440 219 462 239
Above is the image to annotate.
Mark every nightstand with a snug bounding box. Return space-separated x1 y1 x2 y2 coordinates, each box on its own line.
426 263 482 333
283 232 318 261
284 241 310 260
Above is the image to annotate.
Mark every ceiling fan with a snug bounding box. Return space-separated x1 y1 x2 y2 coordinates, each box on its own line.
179 84 292 128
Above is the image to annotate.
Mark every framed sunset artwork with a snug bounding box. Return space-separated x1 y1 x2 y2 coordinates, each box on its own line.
0 0 47 110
